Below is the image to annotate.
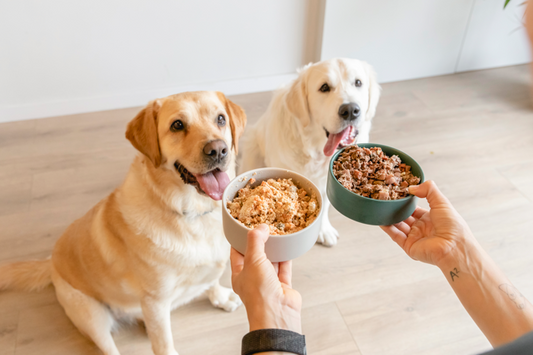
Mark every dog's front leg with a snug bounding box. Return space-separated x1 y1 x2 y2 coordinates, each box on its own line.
208 280 242 312
317 196 339 247
141 296 178 355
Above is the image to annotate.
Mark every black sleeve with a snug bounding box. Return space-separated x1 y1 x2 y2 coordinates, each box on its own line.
478 331 533 355
242 329 306 355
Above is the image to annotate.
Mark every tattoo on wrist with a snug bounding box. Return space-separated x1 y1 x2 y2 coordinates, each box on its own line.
450 268 460 282
499 284 527 310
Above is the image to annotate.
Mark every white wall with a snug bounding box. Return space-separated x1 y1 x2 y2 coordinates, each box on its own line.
0 0 323 122
1 0 530 123
321 0 475 83
321 0 531 83
457 0 531 72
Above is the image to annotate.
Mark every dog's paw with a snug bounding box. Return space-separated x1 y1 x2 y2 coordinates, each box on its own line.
317 222 339 247
208 285 242 312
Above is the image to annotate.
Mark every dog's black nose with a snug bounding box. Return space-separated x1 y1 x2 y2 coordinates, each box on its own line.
203 139 228 162
338 103 361 121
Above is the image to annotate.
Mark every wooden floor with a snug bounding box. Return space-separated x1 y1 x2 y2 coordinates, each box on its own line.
1 64 533 355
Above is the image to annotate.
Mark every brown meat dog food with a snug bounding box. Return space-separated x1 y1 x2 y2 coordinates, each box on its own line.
333 145 420 200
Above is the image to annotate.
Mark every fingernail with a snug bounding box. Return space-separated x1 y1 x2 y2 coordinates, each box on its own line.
257 224 269 232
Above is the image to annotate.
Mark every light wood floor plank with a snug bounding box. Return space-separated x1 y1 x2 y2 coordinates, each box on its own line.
336 277 492 355
16 303 99 355
0 64 531 355
302 302 361 355
498 161 533 203
0 168 32 217
0 310 18 355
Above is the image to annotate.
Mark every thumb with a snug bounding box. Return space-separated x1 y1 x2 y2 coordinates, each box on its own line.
409 180 451 209
245 224 270 260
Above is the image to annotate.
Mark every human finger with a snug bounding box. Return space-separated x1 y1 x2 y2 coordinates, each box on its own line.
380 225 407 248
409 181 451 209
411 206 428 220
403 216 416 227
230 248 244 294
230 248 244 275
394 221 411 235
244 224 270 260
278 261 293 287
272 262 279 275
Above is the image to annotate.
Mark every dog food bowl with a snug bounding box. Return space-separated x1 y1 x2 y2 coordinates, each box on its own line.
327 143 425 226
222 168 323 262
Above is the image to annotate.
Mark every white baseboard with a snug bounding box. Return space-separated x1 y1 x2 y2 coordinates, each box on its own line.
0 73 298 123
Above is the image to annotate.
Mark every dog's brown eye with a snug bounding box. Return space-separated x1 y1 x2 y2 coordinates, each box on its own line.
319 83 330 93
170 120 184 132
217 115 226 127
355 79 362 87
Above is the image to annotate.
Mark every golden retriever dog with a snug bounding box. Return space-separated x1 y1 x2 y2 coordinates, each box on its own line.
240 58 381 246
0 91 246 355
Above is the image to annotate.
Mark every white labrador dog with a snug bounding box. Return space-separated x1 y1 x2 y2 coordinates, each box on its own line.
240 58 381 246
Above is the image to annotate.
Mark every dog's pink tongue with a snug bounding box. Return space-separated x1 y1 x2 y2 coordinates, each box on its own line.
323 127 350 156
193 170 230 200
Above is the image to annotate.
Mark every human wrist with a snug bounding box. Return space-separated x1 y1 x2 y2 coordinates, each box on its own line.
247 302 302 334
432 225 481 270
436 235 489 282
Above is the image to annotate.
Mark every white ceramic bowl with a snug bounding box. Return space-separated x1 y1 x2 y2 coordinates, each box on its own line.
222 168 323 262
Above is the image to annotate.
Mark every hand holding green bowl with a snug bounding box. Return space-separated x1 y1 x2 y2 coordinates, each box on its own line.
327 143 425 226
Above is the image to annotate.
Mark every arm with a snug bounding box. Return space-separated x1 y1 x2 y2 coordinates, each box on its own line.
437 238 533 346
381 181 533 347
230 224 303 355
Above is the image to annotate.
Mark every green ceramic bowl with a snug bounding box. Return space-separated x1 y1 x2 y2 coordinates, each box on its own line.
327 143 425 226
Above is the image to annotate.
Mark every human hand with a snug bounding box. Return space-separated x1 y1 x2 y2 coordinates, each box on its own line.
380 180 476 268
230 224 303 333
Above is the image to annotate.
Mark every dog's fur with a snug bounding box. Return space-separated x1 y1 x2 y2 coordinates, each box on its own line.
0 91 246 355
240 58 381 246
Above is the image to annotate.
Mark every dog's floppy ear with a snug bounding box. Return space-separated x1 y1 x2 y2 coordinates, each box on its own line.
285 66 311 127
126 100 162 168
216 92 247 154
363 61 381 121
